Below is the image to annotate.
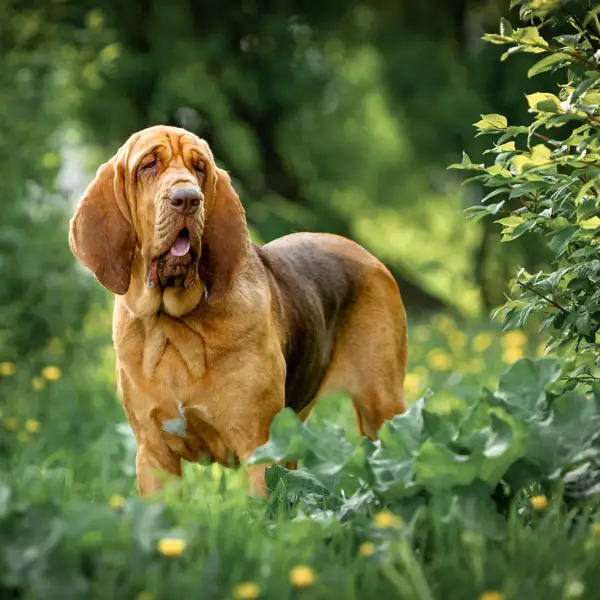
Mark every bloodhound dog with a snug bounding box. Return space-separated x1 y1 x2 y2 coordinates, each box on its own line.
69 125 407 496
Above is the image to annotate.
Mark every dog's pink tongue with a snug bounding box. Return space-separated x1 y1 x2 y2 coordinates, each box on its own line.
170 231 191 256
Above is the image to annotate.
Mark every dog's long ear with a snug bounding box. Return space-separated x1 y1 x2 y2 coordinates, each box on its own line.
200 168 251 304
69 155 136 295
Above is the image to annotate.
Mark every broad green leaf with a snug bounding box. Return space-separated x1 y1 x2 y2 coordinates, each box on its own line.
250 408 305 464
495 358 562 419
435 483 506 540
526 92 561 113
528 53 571 77
473 113 508 131
414 441 479 490
548 226 579 256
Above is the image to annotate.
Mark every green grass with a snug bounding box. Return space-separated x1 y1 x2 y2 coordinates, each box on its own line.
1 310 600 600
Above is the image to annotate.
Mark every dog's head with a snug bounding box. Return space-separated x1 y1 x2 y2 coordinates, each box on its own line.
69 126 250 317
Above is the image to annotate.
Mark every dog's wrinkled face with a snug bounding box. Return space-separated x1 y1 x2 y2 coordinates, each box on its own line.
69 125 251 318
130 128 213 291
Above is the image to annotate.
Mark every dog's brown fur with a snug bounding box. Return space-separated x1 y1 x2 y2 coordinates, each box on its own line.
69 125 408 496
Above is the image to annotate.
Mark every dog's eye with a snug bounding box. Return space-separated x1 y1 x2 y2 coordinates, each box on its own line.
141 157 157 170
194 164 205 174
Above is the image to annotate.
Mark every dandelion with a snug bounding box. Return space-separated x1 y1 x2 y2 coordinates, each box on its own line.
289 565 316 589
403 373 422 395
135 593 154 600
31 376 46 391
157 537 186 557
3 417 18 431
472 333 493 353
233 582 260 599
359 541 376 557
427 349 451 371
0 362 16 376
25 419 40 433
530 495 548 510
373 509 402 528
479 591 504 600
42 366 62 381
502 346 524 364
108 494 125 509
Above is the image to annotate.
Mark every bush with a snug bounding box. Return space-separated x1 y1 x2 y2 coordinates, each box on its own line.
451 0 600 387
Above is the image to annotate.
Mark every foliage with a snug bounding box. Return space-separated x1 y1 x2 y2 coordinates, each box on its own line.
0 0 98 363
252 358 600 534
451 0 600 383
3 315 600 599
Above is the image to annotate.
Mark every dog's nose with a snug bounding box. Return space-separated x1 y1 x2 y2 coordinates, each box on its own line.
169 187 201 214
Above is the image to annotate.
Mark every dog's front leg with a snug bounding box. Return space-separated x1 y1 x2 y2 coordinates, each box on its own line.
136 443 182 496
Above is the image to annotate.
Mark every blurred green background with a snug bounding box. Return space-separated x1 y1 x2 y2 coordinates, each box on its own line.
1 0 552 472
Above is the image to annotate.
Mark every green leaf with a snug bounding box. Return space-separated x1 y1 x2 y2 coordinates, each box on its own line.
500 17 513 37
414 441 479 490
528 53 571 77
495 358 562 419
473 113 508 131
250 408 306 464
526 92 561 113
548 226 579 256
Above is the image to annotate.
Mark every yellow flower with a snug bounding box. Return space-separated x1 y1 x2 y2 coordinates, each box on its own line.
593 523 600 535
403 373 422 395
233 582 260 599
157 537 186 557
211 462 224 480
289 565 316 589
359 541 375 557
479 592 504 600
31 376 46 391
427 349 451 371
530 495 548 510
0 362 16 376
135 593 154 600
42 366 62 381
3 417 18 431
373 509 402 529
473 333 493 353
108 494 125 509
25 419 40 433
501 330 527 348
502 346 524 364
537 342 548 357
